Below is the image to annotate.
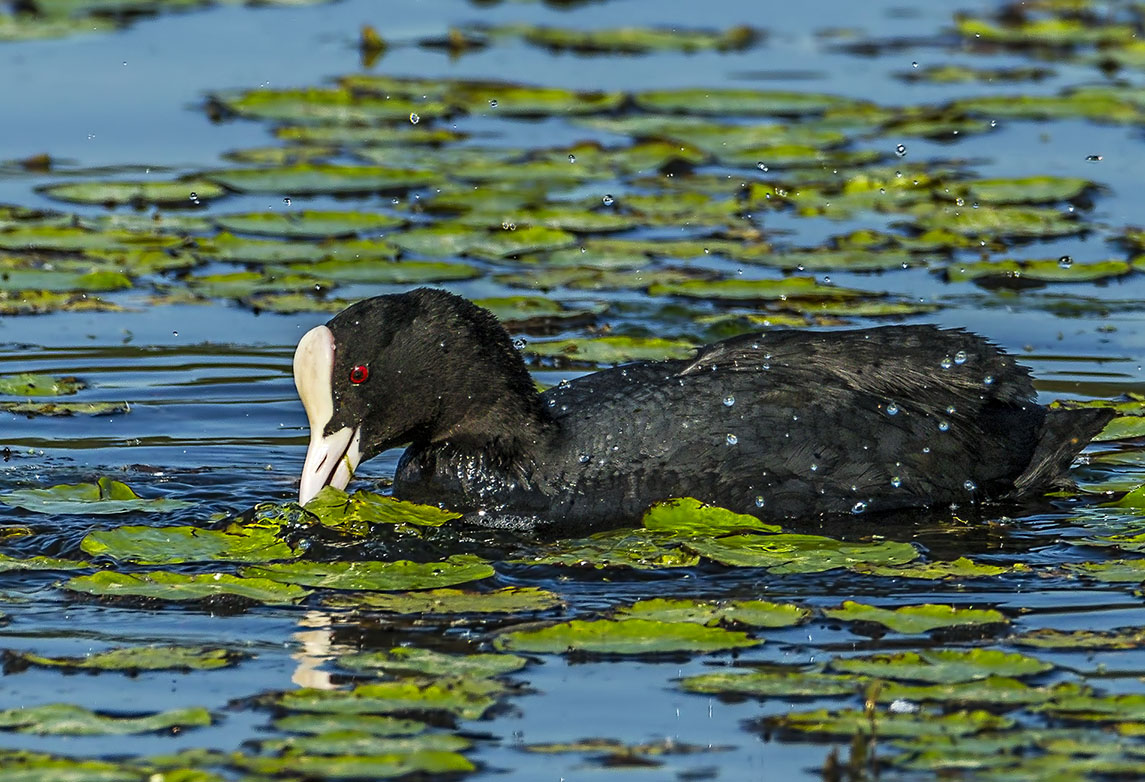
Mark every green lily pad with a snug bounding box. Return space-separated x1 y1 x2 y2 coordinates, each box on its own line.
955 16 1138 46
0 703 211 736
850 557 1012 580
642 497 780 536
508 23 759 54
230 749 474 777
634 88 871 116
7 645 246 672
272 677 507 720
822 601 1008 633
0 267 133 293
680 669 862 698
0 290 125 315
685 533 919 573
946 258 1129 284
283 258 478 284
512 529 700 569
955 177 1093 205
210 87 451 124
1064 559 1145 583
648 276 868 302
323 586 564 614
63 570 311 605
1035 694 1145 723
244 294 353 314
304 487 460 535
527 335 695 364
731 247 914 272
223 144 339 165
450 82 624 116
1011 627 1145 650
0 477 191 514
38 179 226 208
273 713 427 736
390 224 576 259
203 164 439 195
0 373 84 397
876 677 1086 708
80 523 301 565
0 225 181 253
213 210 403 238
1 400 128 418
616 597 810 628
252 731 472 758
908 204 1083 239
240 555 494 591
829 649 1053 683
275 124 465 147
0 553 88 572
336 647 527 678
475 295 602 329
952 89 1143 124
764 708 1013 739
184 270 332 300
494 618 758 655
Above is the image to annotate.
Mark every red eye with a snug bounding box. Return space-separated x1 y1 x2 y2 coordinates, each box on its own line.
349 365 369 384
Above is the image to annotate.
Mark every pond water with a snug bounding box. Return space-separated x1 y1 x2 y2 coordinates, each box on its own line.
4 0 1145 779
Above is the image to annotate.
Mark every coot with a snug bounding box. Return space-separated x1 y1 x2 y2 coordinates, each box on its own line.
293 288 1112 530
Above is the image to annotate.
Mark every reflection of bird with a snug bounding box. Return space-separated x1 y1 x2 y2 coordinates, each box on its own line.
292 288 1112 531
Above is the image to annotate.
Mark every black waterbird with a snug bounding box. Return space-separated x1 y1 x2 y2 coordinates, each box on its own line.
292 288 1112 531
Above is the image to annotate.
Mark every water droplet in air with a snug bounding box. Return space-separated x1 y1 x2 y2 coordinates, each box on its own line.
756 162 768 171
578 454 590 464
283 197 291 206
938 420 950 432
895 143 906 157
851 501 867 514
512 338 526 349
890 476 902 488
886 402 899 415
488 99 498 108
726 433 738 446
409 113 420 124
754 496 765 508
602 194 614 206
911 61 918 68
983 374 994 385
723 395 735 407
1085 154 1102 162
964 479 977 491
946 405 956 415
1058 255 1073 268
172 331 179 337
568 154 576 163
990 119 997 127
954 350 968 365
810 463 818 472
188 192 199 204
940 356 954 370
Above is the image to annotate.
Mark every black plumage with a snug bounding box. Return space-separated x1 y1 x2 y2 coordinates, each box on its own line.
294 288 1112 531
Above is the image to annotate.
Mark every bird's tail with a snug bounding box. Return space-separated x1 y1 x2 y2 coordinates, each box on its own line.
1007 407 1115 496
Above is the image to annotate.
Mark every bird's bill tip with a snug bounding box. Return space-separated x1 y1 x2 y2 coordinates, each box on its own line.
298 426 361 506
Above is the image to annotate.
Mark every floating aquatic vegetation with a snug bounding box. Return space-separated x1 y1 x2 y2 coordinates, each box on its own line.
323 586 564 614
494 618 759 655
615 597 810 628
0 477 191 514
335 647 527 678
240 555 495 591
80 522 301 564
5 645 246 672
0 703 211 736
64 570 311 604
829 649 1053 684
821 601 1008 634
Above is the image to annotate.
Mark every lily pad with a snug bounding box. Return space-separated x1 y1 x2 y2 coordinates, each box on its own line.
684 533 919 573
0 703 211 736
210 87 451 125
1 401 129 418
850 556 1012 580
63 570 311 605
80 523 301 564
230 748 475 777
0 553 88 572
680 669 862 698
213 210 403 238
38 179 226 208
508 24 759 54
451 82 624 116
304 487 460 535
616 597 810 628
323 586 563 614
821 601 1008 633
954 176 1093 205
252 731 472 757
908 205 1083 239
494 618 758 655
0 290 125 315
0 477 192 514
0 373 84 397
648 276 869 302
185 270 333 299
829 649 1052 684
945 258 1129 284
273 713 428 737
1064 559 1145 583
513 529 700 569
283 259 479 284
876 677 1086 708
642 497 781 536
1011 627 1145 650
203 164 439 195
526 335 695 364
336 647 527 678
634 88 871 117
7 645 246 672
240 555 494 591
390 224 576 259
764 708 1013 739
272 677 507 720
